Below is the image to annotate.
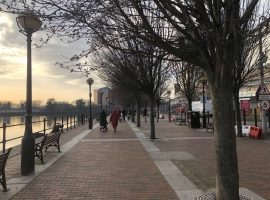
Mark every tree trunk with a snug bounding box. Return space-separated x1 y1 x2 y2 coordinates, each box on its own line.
156 103 160 123
211 82 239 200
187 97 192 111
234 91 243 137
149 96 156 139
136 98 141 127
131 104 135 123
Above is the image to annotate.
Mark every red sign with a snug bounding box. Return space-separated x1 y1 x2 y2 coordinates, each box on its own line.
240 100 250 110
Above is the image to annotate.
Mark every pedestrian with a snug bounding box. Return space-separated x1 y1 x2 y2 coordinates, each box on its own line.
127 110 131 121
110 109 120 132
122 109 127 121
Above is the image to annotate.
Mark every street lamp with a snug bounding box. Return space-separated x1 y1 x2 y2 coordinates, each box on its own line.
201 79 207 128
167 90 171 122
105 96 109 113
100 91 104 111
16 11 42 175
86 78 94 129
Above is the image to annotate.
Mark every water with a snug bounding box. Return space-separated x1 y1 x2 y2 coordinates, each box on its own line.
0 115 77 149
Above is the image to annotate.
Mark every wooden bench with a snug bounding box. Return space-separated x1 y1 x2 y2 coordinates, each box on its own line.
35 132 61 164
0 148 12 192
206 122 214 132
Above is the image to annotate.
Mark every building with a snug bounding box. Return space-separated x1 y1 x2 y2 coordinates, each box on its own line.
96 87 111 111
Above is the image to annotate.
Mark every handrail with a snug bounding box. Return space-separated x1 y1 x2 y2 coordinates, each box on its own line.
0 113 90 153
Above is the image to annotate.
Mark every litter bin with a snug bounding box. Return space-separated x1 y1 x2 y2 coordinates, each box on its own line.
189 111 200 128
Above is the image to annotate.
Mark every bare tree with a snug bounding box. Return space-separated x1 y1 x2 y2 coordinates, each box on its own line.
96 40 170 139
96 1 270 199
171 61 202 112
1 0 270 199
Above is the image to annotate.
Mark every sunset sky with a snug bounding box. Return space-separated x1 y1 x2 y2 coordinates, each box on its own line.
0 13 105 105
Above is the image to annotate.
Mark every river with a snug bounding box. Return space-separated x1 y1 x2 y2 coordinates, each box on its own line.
0 115 79 149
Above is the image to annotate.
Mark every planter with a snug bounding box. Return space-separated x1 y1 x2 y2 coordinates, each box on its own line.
196 192 251 200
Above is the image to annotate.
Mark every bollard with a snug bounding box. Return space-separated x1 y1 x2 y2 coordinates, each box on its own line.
61 116 64 132
54 117 57 127
43 118 46 135
74 115 76 128
243 110 246 125
81 114 84 125
70 116 72 129
2 123 6 153
254 108 257 127
67 116 69 131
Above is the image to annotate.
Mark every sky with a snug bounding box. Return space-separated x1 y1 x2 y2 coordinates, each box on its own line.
0 13 105 105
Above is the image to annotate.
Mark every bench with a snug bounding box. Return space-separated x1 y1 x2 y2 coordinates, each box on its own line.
35 131 61 164
175 114 186 125
0 148 12 192
206 122 214 132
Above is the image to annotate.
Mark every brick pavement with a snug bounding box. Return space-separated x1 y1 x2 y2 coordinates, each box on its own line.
5 124 90 181
8 121 178 200
4 117 270 199
139 118 270 200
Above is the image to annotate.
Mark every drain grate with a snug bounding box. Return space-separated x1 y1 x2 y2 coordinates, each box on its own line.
196 192 251 200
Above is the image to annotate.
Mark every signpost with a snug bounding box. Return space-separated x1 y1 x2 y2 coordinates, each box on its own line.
256 84 270 134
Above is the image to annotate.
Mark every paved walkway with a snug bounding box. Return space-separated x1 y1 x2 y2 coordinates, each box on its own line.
1 117 270 199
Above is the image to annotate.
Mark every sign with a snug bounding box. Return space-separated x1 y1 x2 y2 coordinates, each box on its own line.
260 100 270 110
259 84 270 94
259 94 270 101
256 84 270 100
240 100 250 110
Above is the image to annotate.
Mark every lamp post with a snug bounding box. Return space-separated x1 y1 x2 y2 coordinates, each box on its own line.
201 79 207 128
86 78 94 129
100 91 104 111
105 96 109 113
16 11 42 175
167 90 171 122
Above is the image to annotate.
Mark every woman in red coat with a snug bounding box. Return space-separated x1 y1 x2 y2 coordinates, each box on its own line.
110 110 119 132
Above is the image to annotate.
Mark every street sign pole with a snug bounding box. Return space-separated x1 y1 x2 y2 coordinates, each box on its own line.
259 30 267 135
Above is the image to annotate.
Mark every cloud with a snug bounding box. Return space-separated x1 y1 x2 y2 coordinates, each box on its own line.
0 12 105 104
65 78 84 86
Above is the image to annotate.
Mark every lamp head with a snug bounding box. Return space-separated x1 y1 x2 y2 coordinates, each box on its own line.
16 10 42 34
86 78 94 86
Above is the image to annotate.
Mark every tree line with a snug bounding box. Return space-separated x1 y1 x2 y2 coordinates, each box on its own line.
1 0 270 199
0 98 92 112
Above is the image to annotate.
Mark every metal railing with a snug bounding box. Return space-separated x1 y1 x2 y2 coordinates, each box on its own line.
0 113 89 153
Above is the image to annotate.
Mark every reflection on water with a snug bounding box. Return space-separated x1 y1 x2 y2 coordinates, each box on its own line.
0 115 76 149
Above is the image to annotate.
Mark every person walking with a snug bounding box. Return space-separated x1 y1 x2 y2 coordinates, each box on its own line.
122 109 127 121
110 109 120 132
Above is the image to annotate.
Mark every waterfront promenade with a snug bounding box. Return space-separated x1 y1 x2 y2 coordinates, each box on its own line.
1 118 269 199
